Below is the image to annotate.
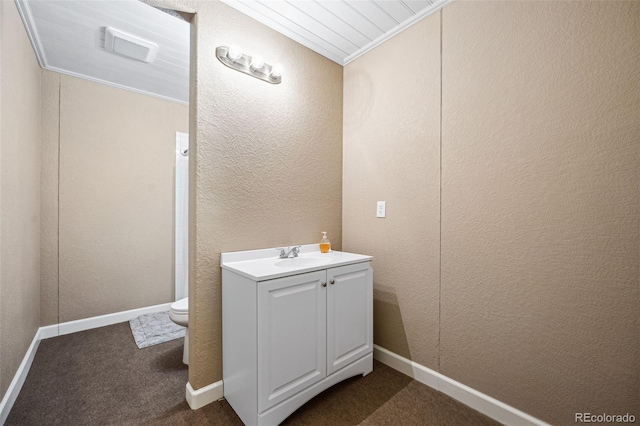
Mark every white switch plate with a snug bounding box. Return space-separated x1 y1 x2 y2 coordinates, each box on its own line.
377 201 386 218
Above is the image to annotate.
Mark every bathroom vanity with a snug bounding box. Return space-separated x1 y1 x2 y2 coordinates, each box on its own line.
221 245 373 425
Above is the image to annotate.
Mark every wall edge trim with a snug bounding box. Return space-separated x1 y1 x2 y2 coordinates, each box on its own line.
14 0 47 67
43 65 188 105
373 345 549 426
342 0 453 65
0 302 175 422
186 380 224 410
0 329 41 425
40 302 173 339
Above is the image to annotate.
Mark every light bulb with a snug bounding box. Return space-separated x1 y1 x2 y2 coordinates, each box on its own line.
250 55 264 70
271 63 283 77
228 45 242 60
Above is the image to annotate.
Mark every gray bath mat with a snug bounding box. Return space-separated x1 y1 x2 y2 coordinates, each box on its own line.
129 311 185 349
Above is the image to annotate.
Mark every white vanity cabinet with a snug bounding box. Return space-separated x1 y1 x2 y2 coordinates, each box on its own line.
222 247 373 426
257 269 327 413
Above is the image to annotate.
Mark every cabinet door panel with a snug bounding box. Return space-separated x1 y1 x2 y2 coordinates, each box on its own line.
258 270 327 413
327 263 373 375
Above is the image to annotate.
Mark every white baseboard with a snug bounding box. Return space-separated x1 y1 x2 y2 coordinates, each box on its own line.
0 329 42 425
0 302 174 424
39 302 173 340
373 345 549 426
186 381 224 410
2 312 545 424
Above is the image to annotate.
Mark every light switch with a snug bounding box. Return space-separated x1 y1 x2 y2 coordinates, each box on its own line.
377 201 386 218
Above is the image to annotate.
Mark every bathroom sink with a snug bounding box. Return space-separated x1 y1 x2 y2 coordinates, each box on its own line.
221 245 372 281
274 256 333 268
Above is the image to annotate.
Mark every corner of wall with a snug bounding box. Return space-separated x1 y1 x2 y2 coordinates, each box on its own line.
342 12 442 370
40 69 60 327
0 1 4 395
184 0 344 391
0 0 43 400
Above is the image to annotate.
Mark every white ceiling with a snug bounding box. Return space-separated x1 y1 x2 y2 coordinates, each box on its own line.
16 0 449 104
220 0 450 65
16 0 190 104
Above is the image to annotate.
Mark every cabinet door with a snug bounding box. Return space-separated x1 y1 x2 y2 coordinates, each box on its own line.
327 262 373 375
257 270 327 413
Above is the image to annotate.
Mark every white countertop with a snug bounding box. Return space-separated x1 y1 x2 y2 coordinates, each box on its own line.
221 244 372 281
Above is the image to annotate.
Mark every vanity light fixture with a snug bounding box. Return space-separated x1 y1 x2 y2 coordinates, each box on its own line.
216 46 282 84
228 44 243 60
250 55 264 70
271 63 283 77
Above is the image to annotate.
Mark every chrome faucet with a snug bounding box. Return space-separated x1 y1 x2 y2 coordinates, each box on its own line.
276 246 301 259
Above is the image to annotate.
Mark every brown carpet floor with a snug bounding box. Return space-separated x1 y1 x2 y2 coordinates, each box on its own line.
7 322 500 426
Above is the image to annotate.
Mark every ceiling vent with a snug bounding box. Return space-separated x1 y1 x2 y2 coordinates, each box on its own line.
104 27 158 63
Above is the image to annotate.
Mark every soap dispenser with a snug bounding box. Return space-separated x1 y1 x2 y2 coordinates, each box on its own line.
320 232 331 253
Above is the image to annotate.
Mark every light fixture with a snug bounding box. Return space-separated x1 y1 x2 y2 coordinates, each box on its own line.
271 63 283 78
250 55 264 70
227 45 242 61
216 46 282 84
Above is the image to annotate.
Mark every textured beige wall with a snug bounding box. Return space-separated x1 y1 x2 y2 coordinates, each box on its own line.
440 2 639 423
344 1 639 425
40 74 189 323
189 2 343 389
40 70 59 326
146 0 344 389
0 0 42 399
343 14 441 368
0 2 3 374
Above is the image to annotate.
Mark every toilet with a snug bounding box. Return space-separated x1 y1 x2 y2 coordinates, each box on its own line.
169 297 189 365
